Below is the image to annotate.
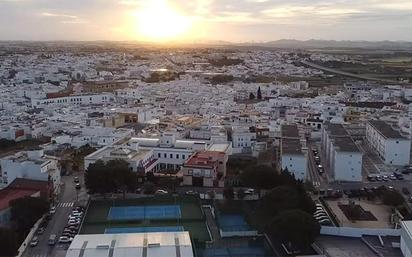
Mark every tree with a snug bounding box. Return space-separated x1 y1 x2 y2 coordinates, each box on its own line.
143 182 156 194
259 185 315 218
249 92 255 100
85 159 137 196
10 197 49 235
0 228 19 257
382 189 404 206
237 188 246 199
268 209 320 249
223 187 234 199
240 165 277 190
257 86 262 100
346 200 362 221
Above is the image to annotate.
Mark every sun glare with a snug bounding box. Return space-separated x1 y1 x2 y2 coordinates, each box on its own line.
135 0 191 41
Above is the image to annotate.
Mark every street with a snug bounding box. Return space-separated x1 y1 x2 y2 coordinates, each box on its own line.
22 173 88 257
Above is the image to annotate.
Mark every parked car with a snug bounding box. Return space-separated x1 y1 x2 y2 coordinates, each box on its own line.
382 175 389 181
367 175 376 182
75 183 81 190
402 187 410 195
389 175 397 180
315 215 329 220
409 196 412 203
74 176 80 183
49 206 56 214
185 190 197 195
37 227 45 235
58 236 73 244
30 236 39 247
244 188 255 194
155 189 168 195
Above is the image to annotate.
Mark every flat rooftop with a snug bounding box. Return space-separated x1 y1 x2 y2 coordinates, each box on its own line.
281 124 300 138
368 120 406 139
66 232 194 257
86 146 152 161
333 136 360 153
325 123 348 137
281 138 303 155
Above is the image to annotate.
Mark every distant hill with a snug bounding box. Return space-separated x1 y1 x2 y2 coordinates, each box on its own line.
239 39 412 50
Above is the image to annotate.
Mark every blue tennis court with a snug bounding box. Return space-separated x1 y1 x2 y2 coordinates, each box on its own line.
107 205 181 220
218 214 251 232
105 226 184 234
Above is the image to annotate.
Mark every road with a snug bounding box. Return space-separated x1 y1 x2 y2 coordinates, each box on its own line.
22 173 88 257
301 60 405 84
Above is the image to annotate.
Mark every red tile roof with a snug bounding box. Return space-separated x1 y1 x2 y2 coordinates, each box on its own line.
0 188 39 210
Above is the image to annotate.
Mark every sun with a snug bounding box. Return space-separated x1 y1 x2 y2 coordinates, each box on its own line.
135 0 191 41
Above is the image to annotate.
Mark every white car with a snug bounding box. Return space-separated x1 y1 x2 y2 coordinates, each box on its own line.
314 210 326 215
49 206 56 214
315 215 329 220
58 236 73 244
244 188 255 194
68 219 81 224
155 189 168 195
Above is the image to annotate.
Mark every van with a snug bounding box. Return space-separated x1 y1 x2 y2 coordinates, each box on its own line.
48 234 57 246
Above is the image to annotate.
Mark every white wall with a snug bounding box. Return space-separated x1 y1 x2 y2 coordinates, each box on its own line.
333 151 362 182
281 154 307 180
320 226 401 238
385 139 410 166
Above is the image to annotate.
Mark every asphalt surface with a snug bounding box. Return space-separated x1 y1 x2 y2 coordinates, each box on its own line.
22 173 88 257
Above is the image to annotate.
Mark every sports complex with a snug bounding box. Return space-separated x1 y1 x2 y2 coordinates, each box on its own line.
80 195 211 243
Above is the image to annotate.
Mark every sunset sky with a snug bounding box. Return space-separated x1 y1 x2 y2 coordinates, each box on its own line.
1 0 412 42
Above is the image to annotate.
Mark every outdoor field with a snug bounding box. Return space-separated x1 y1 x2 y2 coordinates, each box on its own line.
80 195 211 242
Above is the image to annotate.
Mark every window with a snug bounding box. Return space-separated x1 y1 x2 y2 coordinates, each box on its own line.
176 154 179 159
164 153 167 158
170 154 173 158
182 155 186 159
158 153 161 158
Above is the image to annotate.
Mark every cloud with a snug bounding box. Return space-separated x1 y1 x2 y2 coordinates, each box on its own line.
40 12 78 19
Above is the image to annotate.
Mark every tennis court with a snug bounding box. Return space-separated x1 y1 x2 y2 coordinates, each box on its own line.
105 226 184 234
218 214 251 232
107 205 181 220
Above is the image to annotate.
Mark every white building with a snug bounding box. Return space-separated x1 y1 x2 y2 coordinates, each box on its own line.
85 133 231 173
280 124 307 180
322 123 363 182
84 144 157 174
366 120 410 166
31 93 113 108
65 232 194 257
0 150 61 194
232 127 256 154
401 220 412 257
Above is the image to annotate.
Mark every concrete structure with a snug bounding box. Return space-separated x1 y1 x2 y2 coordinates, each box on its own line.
366 120 410 166
401 220 412 257
31 93 113 108
84 144 158 174
280 124 307 180
182 151 227 187
0 150 61 194
322 123 363 182
65 232 194 257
